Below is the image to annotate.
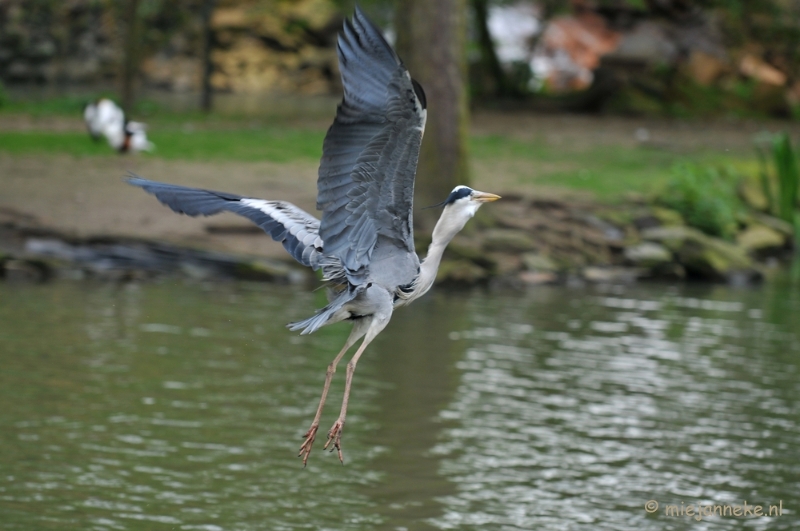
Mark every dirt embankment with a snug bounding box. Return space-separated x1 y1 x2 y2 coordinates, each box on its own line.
1 112 796 284
0 153 319 260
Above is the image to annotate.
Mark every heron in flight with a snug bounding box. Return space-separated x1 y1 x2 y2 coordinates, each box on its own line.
128 7 499 466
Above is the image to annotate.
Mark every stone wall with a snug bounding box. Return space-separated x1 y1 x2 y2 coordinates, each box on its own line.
0 0 342 95
0 0 118 84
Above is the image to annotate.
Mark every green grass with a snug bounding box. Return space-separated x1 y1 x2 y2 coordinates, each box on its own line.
0 132 112 157
469 134 736 199
0 104 749 200
148 128 325 162
0 93 186 118
0 127 326 163
1 94 104 116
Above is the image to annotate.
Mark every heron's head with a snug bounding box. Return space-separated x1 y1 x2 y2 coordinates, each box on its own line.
441 185 501 218
430 186 501 242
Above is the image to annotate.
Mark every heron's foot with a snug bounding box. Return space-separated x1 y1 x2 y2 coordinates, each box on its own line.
298 423 319 467
324 419 345 464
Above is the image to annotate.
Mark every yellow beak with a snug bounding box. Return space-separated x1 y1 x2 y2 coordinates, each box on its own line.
472 191 501 203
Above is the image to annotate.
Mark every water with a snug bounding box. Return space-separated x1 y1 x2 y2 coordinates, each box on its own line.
0 279 798 530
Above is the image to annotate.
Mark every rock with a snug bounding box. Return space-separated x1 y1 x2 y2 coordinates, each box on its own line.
582 266 639 284
624 242 673 267
633 213 661 232
737 225 786 254
447 236 487 262
436 260 489 284
180 262 216 280
751 82 791 116
650 207 685 227
578 214 624 241
633 207 685 232
482 229 537 253
641 226 760 282
3 259 47 282
624 241 684 278
612 21 678 65
446 237 496 273
751 213 794 237
18 235 297 283
521 252 559 272
787 80 800 107
686 50 727 85
487 252 522 275
141 55 200 93
641 226 693 251
519 271 558 285
737 179 769 212
235 259 292 282
212 8 245 29
739 54 786 86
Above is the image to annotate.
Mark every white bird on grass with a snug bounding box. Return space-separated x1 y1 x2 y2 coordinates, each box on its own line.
84 98 154 153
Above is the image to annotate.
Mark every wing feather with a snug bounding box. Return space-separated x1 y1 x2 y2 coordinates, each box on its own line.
317 6 426 286
128 176 323 269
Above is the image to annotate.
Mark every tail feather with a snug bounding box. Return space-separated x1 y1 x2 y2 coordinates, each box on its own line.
287 284 361 335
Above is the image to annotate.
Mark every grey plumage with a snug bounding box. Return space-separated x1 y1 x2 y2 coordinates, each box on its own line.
317 7 425 288
127 7 498 466
127 177 323 269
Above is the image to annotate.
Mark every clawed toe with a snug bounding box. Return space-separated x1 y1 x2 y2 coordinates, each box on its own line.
324 420 345 464
298 424 319 467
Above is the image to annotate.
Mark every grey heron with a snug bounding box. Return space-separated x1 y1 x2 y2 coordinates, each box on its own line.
128 6 499 466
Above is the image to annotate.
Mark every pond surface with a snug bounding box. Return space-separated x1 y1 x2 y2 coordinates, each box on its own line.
0 279 798 530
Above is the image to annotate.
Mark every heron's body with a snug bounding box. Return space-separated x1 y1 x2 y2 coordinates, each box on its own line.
128 7 498 466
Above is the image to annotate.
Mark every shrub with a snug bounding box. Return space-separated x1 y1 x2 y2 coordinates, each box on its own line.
757 132 799 223
657 164 741 239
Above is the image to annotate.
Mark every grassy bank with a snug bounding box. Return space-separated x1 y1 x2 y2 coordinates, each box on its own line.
0 94 759 200
0 126 742 200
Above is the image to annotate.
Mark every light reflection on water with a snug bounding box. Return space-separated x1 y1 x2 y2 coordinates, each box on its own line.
430 286 799 531
0 280 798 530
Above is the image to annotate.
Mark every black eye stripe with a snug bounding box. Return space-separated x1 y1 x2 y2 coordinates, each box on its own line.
443 187 472 205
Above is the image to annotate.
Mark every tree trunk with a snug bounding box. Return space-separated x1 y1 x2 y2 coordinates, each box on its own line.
120 0 141 115
394 0 469 232
200 0 216 112
472 0 512 98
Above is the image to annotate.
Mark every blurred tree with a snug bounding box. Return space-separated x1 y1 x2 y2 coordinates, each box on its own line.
110 0 207 112
471 0 513 98
120 0 142 114
395 0 470 231
702 0 800 82
200 0 216 112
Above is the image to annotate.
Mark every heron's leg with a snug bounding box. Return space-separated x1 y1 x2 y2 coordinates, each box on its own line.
324 324 383 464
298 323 366 467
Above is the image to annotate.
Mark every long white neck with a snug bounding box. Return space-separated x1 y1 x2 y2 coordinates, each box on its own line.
396 206 470 306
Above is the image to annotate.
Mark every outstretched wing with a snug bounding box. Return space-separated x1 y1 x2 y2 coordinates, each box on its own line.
128 176 323 269
317 6 427 285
